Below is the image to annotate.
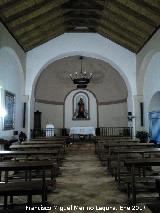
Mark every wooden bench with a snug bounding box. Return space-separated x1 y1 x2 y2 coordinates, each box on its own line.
155 179 160 197
0 181 49 208
124 158 160 204
120 176 158 199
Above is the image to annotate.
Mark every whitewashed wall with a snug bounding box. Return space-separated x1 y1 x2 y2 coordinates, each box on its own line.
0 48 24 137
34 102 63 128
34 100 128 128
99 102 128 127
26 33 136 96
137 28 160 95
26 33 136 136
0 23 26 137
136 29 160 131
143 52 160 129
0 23 26 73
65 90 97 128
148 92 160 112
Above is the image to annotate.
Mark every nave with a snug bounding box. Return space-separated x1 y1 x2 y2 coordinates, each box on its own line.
0 137 158 213
51 143 128 212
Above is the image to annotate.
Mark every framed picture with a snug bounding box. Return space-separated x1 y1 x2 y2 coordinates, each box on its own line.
4 90 15 130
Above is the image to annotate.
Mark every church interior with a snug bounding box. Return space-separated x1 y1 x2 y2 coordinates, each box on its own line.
0 0 160 212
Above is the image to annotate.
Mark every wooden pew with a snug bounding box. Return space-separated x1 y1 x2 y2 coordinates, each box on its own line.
22 141 65 145
0 150 60 175
0 160 56 183
9 144 64 164
112 147 160 183
124 158 160 204
95 140 140 163
0 181 48 208
0 160 56 208
32 136 69 141
10 144 63 150
104 143 155 172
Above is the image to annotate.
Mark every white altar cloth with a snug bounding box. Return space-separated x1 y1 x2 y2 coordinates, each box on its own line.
69 127 96 136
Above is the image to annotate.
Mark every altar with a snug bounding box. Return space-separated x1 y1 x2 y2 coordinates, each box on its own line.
69 127 96 136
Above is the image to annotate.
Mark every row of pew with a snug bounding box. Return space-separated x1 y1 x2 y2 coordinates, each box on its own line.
95 137 160 205
0 136 69 212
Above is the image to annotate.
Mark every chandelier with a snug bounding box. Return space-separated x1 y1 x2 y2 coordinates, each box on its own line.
69 56 93 88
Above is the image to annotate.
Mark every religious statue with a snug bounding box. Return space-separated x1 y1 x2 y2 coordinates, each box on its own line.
76 98 86 118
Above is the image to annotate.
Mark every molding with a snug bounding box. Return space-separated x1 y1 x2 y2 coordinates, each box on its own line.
99 98 127 105
35 99 63 105
35 97 127 106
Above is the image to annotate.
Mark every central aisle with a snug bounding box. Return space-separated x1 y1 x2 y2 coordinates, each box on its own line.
49 143 151 213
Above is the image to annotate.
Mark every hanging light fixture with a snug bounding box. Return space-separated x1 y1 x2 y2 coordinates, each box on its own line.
69 56 93 88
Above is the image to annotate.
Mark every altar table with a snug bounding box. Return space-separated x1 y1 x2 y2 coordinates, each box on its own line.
69 127 96 136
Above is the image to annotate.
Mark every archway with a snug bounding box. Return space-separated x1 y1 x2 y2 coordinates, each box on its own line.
148 91 160 143
64 89 98 128
25 33 136 137
143 52 160 130
148 91 160 112
29 55 130 138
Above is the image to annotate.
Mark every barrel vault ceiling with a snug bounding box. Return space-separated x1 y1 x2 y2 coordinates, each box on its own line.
0 0 160 53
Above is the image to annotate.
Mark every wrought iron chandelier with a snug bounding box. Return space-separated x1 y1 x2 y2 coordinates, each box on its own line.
69 56 93 88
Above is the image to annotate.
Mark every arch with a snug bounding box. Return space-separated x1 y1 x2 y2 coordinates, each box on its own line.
142 51 160 130
148 91 160 112
72 91 90 119
147 91 160 143
63 88 99 127
137 49 159 95
28 49 134 137
31 52 132 104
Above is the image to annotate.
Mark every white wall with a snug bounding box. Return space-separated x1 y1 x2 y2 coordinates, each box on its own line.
26 33 136 135
99 102 128 127
0 23 26 74
137 28 160 95
65 90 97 128
35 98 128 128
136 29 160 131
26 33 136 97
148 92 160 112
0 23 26 137
35 56 128 103
0 48 24 137
34 102 63 128
143 52 160 129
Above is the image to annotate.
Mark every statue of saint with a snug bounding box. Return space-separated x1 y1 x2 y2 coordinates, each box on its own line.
76 98 86 118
